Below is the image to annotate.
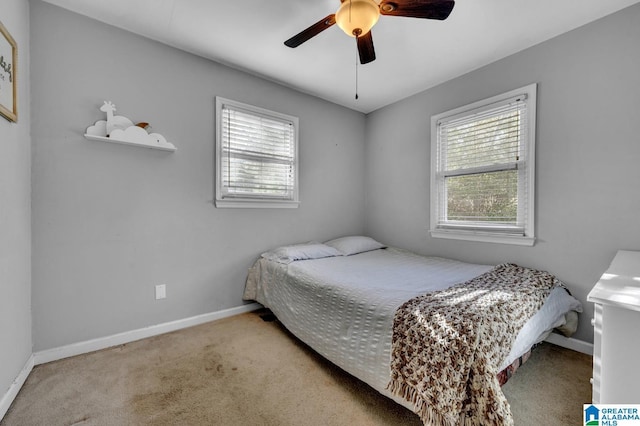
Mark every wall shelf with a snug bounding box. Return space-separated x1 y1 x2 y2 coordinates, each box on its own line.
84 101 177 152
84 134 176 152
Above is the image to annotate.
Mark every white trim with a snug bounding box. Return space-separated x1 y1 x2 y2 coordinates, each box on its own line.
430 84 537 245
430 229 536 246
0 355 34 421
33 303 262 365
544 332 594 356
215 199 300 209
214 97 299 208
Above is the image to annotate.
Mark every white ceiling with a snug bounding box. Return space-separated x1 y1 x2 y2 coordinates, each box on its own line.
42 0 640 113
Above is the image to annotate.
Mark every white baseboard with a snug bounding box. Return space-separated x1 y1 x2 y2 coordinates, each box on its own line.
0 354 34 420
544 332 594 355
33 303 262 365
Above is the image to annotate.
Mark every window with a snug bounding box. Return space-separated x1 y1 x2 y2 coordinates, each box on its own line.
215 97 299 208
430 84 537 245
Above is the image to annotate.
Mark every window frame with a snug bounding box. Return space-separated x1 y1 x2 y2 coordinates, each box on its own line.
429 84 537 246
215 97 300 209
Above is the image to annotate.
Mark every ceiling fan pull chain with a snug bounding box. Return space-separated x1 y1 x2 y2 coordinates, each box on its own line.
355 35 359 100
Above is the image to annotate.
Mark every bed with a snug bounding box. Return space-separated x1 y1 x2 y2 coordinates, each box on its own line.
243 236 582 425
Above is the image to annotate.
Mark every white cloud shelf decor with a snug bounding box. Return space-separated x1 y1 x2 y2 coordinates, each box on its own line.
84 101 176 152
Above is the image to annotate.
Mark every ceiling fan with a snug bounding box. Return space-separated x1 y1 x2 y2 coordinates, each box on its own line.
284 0 455 64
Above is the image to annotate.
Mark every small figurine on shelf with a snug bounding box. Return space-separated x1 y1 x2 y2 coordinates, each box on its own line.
84 101 176 152
100 101 134 136
135 122 152 132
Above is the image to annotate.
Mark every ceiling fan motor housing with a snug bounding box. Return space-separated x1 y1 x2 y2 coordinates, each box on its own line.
335 0 380 37
284 0 456 65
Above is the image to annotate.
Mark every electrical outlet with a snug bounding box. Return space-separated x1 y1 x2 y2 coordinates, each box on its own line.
155 284 166 300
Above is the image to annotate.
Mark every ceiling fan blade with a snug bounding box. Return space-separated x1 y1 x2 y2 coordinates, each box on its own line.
379 0 455 20
284 14 336 48
357 31 376 64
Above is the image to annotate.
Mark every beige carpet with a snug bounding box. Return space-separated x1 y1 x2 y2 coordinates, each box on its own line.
2 310 592 425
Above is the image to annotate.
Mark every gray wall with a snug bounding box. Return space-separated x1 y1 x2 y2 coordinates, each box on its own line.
30 1 366 351
364 4 640 343
28 0 640 353
0 0 31 401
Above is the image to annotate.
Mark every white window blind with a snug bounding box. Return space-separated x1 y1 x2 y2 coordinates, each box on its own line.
215 97 299 208
430 84 536 245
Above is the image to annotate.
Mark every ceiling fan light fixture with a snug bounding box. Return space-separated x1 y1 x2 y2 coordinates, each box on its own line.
335 0 380 37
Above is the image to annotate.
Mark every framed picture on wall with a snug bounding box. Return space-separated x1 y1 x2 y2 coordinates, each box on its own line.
0 20 17 123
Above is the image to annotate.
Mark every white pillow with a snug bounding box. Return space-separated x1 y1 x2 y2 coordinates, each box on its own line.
261 243 342 264
324 236 386 256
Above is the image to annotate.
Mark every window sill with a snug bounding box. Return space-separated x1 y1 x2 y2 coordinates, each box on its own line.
429 229 535 246
215 199 300 209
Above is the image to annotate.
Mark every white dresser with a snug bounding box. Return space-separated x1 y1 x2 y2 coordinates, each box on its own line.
587 250 640 404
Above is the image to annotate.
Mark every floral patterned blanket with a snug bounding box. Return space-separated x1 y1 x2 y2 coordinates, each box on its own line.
387 263 562 426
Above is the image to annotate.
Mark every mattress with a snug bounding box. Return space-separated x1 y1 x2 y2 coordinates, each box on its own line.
243 246 582 411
